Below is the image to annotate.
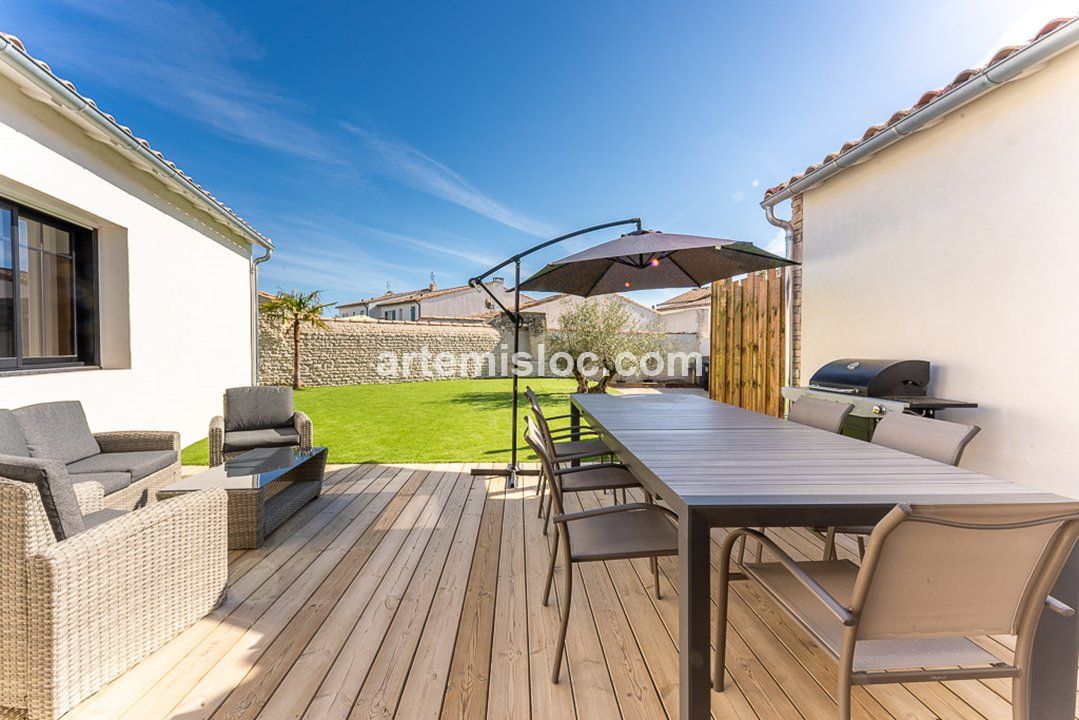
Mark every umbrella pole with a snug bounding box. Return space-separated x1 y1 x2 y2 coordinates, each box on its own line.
508 259 521 487
468 217 644 487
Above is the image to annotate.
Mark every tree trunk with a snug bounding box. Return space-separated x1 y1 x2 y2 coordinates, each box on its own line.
292 320 302 389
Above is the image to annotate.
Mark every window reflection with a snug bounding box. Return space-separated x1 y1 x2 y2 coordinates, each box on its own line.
18 216 75 357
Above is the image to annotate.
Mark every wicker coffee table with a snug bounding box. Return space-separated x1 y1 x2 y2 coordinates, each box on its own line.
158 446 327 549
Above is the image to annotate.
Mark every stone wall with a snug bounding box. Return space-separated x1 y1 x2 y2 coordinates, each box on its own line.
259 316 503 387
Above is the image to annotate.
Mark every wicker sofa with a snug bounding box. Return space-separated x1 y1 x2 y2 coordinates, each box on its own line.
0 401 181 512
0 455 227 719
209 386 312 467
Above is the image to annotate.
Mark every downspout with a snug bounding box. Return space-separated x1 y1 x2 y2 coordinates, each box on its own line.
764 205 795 390
251 244 273 384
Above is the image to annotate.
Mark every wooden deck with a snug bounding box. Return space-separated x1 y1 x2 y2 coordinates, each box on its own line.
61 463 1072 720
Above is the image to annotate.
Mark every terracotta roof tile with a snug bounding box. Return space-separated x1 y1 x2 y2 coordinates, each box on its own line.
763 16 1076 201
0 32 270 247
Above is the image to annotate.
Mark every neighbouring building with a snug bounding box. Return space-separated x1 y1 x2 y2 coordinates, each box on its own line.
655 287 710 355
0 33 271 445
760 17 1078 496
337 277 528 321
512 292 659 330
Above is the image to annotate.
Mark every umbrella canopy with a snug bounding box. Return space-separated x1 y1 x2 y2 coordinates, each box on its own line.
518 230 796 296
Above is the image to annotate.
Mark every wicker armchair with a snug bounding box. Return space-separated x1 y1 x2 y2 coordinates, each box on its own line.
209 387 313 466
0 477 227 720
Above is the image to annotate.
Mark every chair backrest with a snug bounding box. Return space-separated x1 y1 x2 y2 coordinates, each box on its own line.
850 502 1079 640
223 386 294 432
870 412 980 466
788 397 854 434
523 416 566 517
524 386 559 455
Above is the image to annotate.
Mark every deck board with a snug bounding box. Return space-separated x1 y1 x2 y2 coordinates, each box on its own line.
54 462 1071 720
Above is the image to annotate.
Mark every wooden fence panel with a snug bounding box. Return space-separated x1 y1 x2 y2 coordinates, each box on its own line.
709 269 786 417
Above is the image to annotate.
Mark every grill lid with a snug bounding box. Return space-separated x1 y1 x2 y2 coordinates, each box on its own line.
808 359 930 397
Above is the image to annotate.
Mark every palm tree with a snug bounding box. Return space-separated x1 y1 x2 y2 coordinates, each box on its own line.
260 290 334 389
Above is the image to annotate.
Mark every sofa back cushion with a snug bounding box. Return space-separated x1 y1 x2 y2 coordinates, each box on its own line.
14 401 101 464
0 455 86 540
0 409 29 457
225 387 294 432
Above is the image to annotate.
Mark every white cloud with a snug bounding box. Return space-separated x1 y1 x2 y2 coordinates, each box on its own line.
341 123 558 238
13 0 334 162
764 227 787 256
751 179 760 187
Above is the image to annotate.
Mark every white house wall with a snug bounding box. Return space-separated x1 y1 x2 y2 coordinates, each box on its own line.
540 295 659 330
798 44 1079 496
0 71 254 447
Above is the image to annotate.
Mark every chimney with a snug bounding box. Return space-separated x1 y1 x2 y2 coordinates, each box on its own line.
491 276 504 286
429 271 437 291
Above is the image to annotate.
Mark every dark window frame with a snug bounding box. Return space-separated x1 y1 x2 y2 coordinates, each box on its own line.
0 198 98 371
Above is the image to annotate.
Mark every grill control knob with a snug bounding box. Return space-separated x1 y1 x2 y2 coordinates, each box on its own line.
872 405 886 415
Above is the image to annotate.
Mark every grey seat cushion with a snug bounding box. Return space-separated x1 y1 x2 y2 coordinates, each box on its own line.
0 454 85 540
225 387 294 432
0 409 29 457
224 426 301 453
67 450 177 482
73 472 132 495
14 401 101 464
82 507 127 529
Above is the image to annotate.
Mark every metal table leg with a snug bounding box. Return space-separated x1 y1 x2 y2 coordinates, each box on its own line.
679 508 711 719
1029 544 1079 718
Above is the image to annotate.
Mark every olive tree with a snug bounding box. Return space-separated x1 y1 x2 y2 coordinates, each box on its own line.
543 298 668 393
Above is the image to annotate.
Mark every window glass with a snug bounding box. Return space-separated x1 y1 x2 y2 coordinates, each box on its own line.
0 209 12 358
18 216 75 357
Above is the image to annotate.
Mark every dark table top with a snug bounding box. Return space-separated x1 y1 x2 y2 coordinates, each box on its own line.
163 446 327 491
572 393 1070 525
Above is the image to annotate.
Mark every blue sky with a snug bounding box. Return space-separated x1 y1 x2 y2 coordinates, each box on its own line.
1 0 1070 308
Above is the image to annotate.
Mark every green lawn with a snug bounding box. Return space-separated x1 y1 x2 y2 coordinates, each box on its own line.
181 378 582 465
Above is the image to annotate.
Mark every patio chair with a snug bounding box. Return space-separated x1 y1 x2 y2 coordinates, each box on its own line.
823 412 980 559
713 502 1079 720
741 396 855 564
524 386 610 463
524 423 678 682
209 386 313 466
526 415 644 535
0 456 227 720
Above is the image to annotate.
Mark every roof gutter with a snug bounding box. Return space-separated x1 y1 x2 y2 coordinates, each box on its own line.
0 34 273 252
761 17 1079 208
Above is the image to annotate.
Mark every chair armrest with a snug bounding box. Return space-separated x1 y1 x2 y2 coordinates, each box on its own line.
94 430 180 454
27 488 228 717
553 502 678 523
209 416 225 467
72 480 105 514
554 462 627 475
542 413 577 422
549 428 600 440
293 411 313 450
730 528 855 626
1046 595 1075 617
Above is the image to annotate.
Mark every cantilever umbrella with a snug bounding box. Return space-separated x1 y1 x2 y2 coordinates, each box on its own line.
519 229 794 295
470 220 797 486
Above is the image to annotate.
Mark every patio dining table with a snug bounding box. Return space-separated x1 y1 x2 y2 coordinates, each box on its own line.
570 392 1079 720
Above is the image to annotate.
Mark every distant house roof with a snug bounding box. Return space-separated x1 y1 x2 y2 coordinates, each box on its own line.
338 280 518 309
763 16 1078 204
655 287 710 311
0 32 271 250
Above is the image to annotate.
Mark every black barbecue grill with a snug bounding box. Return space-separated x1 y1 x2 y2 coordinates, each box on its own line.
782 358 977 440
